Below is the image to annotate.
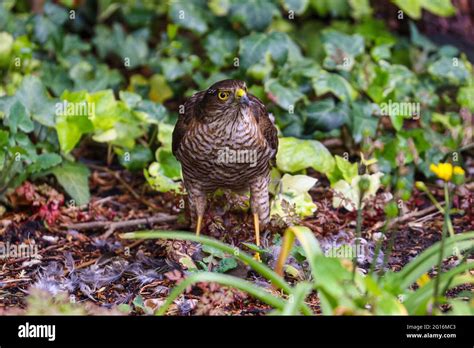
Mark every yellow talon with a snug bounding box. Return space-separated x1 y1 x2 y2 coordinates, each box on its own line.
196 215 203 236
253 213 261 262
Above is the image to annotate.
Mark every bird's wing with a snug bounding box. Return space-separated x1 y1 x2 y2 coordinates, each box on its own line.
172 90 206 158
249 94 279 161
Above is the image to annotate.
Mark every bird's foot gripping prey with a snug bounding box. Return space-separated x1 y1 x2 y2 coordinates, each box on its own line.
172 79 278 261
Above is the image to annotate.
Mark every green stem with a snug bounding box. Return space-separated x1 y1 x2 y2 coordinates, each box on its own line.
380 225 398 281
122 230 313 315
155 272 289 316
424 188 445 214
352 202 363 282
369 220 388 277
433 183 451 312
0 156 16 193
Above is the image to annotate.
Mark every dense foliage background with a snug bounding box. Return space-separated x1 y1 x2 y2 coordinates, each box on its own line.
0 0 473 316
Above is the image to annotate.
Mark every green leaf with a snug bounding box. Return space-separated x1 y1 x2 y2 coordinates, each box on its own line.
276 137 335 174
0 32 13 67
421 0 456 17
230 0 277 31
169 0 209 34
457 86 474 112
310 0 350 17
392 0 422 19
15 76 55 127
8 101 34 134
304 99 349 132
204 29 238 66
322 30 365 71
332 172 383 211
156 148 181 179
282 0 309 15
119 91 142 109
0 130 9 148
145 161 180 193
347 101 379 143
51 161 91 206
215 257 238 273
313 71 357 102
149 74 173 103
55 90 94 154
264 79 303 110
27 153 62 174
409 21 436 52
428 57 470 85
239 32 289 70
271 174 318 218
331 155 359 184
116 145 153 172
348 0 373 19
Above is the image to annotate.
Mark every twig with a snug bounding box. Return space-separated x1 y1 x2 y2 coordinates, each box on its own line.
367 203 444 235
87 163 160 211
63 213 178 240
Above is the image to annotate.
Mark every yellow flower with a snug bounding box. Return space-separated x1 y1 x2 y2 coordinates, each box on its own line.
429 162 453 182
453 166 465 176
453 166 466 185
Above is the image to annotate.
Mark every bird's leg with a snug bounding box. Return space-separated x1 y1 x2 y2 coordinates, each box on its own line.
253 212 261 262
186 185 207 236
196 215 203 236
250 176 270 262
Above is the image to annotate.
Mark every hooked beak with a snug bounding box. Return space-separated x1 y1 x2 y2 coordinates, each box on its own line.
236 88 250 106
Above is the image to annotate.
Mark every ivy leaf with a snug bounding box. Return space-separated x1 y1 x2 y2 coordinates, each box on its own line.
204 29 238 66
393 0 456 19
271 174 318 218
282 0 309 15
421 0 456 17
149 74 173 103
28 153 62 174
310 0 351 17
428 57 470 85
322 30 365 71
304 99 349 132
169 0 209 34
15 76 55 127
313 71 357 102
264 79 303 110
348 0 373 19
327 155 359 185
348 102 379 143
0 32 13 68
8 101 34 134
145 161 181 193
332 173 383 211
392 0 422 19
55 90 94 154
116 145 153 172
155 148 181 180
457 86 474 112
276 137 335 174
239 32 289 70
51 161 91 206
409 21 436 52
230 0 277 31
215 257 238 273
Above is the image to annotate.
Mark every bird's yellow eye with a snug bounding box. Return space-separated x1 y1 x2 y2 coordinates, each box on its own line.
218 91 230 101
